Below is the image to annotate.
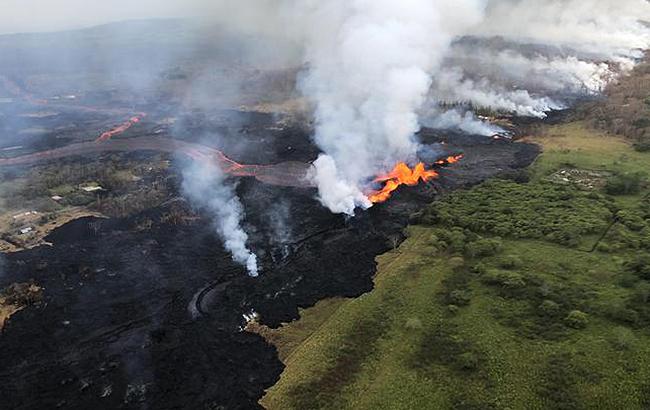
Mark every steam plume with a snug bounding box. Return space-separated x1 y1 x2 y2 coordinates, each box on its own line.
182 160 258 277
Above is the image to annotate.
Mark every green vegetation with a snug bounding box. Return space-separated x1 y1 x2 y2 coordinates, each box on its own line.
580 59 650 150
416 180 613 247
261 121 650 409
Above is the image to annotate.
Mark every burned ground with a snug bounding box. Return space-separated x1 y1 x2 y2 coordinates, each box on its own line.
0 112 539 409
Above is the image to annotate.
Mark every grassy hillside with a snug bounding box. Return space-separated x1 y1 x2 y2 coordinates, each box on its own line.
259 122 650 409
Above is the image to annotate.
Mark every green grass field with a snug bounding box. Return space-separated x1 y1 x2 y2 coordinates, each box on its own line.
260 121 650 410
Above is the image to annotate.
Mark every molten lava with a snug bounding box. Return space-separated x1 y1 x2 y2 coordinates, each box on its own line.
368 154 464 203
368 162 438 203
95 113 147 142
435 154 464 166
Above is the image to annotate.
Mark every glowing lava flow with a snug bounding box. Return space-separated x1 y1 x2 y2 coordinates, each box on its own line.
435 154 464 166
368 154 464 203
95 113 147 142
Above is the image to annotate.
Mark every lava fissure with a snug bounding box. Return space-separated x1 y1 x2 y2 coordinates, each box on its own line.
95 112 147 142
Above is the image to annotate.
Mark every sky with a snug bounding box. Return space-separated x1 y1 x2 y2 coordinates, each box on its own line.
0 0 197 34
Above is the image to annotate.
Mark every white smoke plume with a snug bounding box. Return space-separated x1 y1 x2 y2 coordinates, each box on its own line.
428 0 650 126
296 0 489 215
182 160 259 277
445 47 617 95
201 0 650 215
433 68 566 118
421 108 504 136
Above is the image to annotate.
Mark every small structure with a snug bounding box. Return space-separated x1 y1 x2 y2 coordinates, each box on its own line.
80 184 104 193
12 211 39 221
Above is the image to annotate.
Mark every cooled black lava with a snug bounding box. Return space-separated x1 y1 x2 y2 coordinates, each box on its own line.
0 113 539 409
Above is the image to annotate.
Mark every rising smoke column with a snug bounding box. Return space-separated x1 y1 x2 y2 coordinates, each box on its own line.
298 0 488 215
182 160 259 277
202 0 650 214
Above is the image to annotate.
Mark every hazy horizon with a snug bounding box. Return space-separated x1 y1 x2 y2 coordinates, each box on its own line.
0 0 202 35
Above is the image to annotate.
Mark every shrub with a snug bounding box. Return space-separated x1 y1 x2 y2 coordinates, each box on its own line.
405 318 423 330
449 290 472 306
432 228 468 253
617 211 647 232
605 172 645 195
448 256 466 272
471 262 488 275
538 353 580 410
497 255 524 270
605 225 644 250
631 282 650 305
564 310 589 329
447 304 460 315
633 141 650 152
610 326 636 351
465 238 503 258
633 118 650 129
482 270 526 290
624 253 650 279
539 300 561 317
457 351 480 371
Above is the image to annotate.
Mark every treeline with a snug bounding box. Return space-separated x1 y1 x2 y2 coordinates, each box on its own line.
413 179 615 247
579 56 650 152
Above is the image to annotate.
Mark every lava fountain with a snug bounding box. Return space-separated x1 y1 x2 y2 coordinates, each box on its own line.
368 154 464 203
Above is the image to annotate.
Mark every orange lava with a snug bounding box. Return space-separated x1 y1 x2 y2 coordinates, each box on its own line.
434 154 464 166
95 113 147 142
368 154 464 203
368 162 439 203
